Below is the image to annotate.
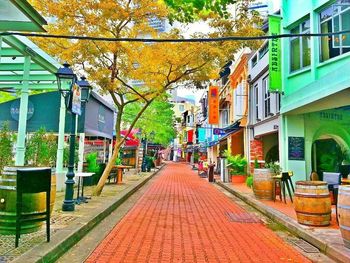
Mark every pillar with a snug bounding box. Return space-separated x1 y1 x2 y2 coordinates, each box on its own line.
15 56 30 166
77 133 85 172
56 95 66 191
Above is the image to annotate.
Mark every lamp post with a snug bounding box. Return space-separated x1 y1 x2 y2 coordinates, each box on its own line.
56 63 92 211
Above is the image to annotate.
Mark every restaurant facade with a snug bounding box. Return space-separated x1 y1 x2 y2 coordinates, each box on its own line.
279 0 350 183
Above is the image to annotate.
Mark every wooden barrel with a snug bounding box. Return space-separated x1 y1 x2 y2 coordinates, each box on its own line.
0 166 56 235
253 168 274 200
294 181 331 226
337 185 350 248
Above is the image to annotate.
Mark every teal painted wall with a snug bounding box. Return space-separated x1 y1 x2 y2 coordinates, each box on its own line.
280 0 350 186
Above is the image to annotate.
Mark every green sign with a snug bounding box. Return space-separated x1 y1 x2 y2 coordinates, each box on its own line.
268 15 282 93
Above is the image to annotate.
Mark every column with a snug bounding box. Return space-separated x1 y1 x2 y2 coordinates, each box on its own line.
15 56 30 166
77 133 85 172
56 95 66 191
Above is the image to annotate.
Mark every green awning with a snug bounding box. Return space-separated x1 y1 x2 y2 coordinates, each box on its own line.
0 0 47 32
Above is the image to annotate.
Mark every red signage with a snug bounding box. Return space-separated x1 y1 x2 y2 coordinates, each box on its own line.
208 86 219 124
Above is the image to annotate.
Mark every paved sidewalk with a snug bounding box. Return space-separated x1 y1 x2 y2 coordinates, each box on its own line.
216 181 350 263
0 167 162 263
86 162 311 263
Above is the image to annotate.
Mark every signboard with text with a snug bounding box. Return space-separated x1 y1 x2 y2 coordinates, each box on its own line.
208 86 219 124
268 15 282 93
213 128 226 135
288 137 305 160
72 83 82 115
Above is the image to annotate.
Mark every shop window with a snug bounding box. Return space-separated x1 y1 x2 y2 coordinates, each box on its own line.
263 77 271 118
320 1 350 62
251 55 258 68
259 42 268 59
290 19 311 72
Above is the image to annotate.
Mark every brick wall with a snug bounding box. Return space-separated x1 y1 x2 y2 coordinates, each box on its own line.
249 139 264 173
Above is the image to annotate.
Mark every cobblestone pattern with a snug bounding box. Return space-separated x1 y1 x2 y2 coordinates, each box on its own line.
86 163 310 263
0 214 76 263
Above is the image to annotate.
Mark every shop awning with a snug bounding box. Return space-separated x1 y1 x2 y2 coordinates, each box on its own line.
219 121 241 141
0 0 47 32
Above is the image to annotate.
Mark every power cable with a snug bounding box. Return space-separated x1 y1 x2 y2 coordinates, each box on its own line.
1 30 350 43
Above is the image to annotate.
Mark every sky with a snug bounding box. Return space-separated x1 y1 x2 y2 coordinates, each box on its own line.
176 0 281 105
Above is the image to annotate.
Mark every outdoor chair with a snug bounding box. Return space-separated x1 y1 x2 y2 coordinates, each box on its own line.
323 172 341 223
323 172 341 204
108 166 118 183
16 168 51 247
281 172 294 203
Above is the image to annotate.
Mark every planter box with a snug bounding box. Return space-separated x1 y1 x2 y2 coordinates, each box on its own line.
231 174 246 184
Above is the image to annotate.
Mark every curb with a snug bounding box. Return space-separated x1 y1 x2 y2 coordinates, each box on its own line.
13 165 165 263
216 181 349 263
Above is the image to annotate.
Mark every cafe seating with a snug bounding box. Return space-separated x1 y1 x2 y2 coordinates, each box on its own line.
272 172 294 203
323 172 341 224
323 172 341 204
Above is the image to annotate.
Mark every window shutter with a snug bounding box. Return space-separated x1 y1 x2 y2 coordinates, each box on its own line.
257 82 263 120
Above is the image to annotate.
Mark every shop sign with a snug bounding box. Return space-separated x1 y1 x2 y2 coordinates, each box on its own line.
213 128 226 135
268 15 282 93
208 86 219 124
10 100 34 121
71 83 81 115
288 137 304 160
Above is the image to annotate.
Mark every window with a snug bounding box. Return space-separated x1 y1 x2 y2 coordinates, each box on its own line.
263 77 271 118
254 83 260 122
290 19 311 72
251 55 258 68
320 1 350 62
259 42 268 59
179 104 184 112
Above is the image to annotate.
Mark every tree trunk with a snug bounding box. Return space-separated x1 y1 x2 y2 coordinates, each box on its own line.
93 99 153 196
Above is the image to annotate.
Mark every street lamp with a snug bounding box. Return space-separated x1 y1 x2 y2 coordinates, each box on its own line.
56 63 92 211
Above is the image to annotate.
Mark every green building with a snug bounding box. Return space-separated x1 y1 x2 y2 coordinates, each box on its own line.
280 0 350 182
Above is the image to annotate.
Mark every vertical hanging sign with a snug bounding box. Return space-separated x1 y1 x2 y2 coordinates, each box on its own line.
71 83 82 115
268 15 282 93
208 86 219 125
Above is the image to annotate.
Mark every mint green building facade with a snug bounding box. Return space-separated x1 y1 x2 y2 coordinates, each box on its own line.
280 0 350 183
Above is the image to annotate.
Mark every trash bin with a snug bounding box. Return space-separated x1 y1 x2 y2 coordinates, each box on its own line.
208 164 215 182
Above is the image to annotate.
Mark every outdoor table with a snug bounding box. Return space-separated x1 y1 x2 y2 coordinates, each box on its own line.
113 165 132 184
75 172 94 204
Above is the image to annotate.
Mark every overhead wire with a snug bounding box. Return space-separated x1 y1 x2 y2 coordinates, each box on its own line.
1 30 350 43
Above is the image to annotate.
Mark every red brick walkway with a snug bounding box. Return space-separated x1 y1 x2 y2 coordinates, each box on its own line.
86 163 310 263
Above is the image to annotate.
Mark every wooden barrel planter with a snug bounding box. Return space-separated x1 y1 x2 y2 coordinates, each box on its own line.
337 185 350 248
294 181 331 226
0 166 56 235
253 168 274 200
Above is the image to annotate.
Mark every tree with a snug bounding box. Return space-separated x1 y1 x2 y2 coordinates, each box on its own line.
0 122 14 172
163 0 238 23
122 95 176 146
29 0 262 195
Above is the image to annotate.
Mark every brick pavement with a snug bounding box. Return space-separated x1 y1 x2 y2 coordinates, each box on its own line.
86 163 311 263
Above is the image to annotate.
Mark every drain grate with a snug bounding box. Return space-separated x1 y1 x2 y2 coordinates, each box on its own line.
225 211 261 223
291 239 319 253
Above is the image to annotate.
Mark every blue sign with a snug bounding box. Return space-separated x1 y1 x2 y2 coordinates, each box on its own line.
213 128 226 135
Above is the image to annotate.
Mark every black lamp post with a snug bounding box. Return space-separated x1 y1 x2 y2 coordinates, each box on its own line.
56 63 92 211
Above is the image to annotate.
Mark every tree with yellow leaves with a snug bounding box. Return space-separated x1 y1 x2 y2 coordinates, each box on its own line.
29 0 262 195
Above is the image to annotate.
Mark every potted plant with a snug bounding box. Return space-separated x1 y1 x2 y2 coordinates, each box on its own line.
85 152 101 185
224 150 248 184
